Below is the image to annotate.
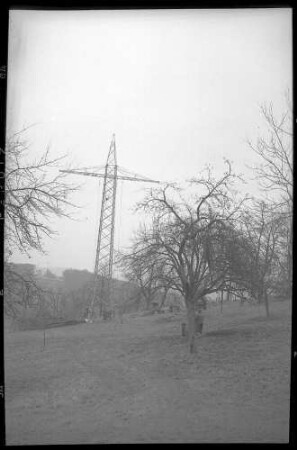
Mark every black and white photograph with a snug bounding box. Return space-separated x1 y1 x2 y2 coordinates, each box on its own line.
3 7 293 444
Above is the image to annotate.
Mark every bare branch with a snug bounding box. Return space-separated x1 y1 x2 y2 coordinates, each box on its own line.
4 128 80 256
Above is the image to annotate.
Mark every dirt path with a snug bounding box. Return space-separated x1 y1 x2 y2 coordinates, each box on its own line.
4 301 291 444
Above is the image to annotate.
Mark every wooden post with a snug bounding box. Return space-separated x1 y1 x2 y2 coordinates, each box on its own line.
264 291 270 317
181 322 187 336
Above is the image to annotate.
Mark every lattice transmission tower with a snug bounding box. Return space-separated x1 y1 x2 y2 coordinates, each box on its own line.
60 134 159 320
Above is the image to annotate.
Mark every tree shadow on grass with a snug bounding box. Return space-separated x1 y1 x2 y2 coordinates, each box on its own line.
204 327 256 339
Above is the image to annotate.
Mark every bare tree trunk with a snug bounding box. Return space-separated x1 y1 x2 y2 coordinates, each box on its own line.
286 218 293 298
144 294 151 310
187 301 197 354
220 290 223 313
264 290 270 317
158 288 169 312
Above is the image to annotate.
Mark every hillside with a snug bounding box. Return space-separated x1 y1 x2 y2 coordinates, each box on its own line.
4 299 291 444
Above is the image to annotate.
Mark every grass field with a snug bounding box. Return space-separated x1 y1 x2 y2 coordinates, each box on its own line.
4 299 291 444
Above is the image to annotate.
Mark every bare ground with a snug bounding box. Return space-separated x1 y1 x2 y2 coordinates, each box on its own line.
4 299 291 444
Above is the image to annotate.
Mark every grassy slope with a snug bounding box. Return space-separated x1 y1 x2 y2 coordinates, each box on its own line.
4 299 291 444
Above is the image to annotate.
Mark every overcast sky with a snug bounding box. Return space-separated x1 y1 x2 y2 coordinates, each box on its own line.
6 8 292 275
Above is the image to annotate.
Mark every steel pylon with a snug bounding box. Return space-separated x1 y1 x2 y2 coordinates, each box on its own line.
60 134 160 320
90 134 117 318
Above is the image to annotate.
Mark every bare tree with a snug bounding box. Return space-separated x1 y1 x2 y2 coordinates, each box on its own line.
248 94 293 295
272 209 293 298
4 127 79 318
4 128 79 256
248 94 292 208
120 246 170 311
239 201 284 316
130 162 246 353
4 264 38 318
3 262 59 329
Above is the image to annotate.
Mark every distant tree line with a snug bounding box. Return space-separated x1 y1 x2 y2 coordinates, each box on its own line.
4 264 146 330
